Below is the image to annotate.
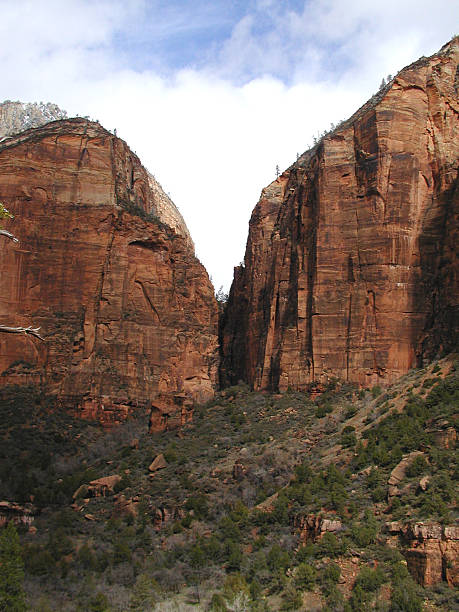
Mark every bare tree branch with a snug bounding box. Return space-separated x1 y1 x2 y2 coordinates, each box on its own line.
0 211 44 342
0 325 45 341
0 229 19 243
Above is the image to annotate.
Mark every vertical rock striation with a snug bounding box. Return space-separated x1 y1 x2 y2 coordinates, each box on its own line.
222 38 459 390
0 119 218 424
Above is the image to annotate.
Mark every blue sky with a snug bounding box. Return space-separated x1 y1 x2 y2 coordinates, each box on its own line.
111 1 253 73
92 1 393 83
1 0 458 289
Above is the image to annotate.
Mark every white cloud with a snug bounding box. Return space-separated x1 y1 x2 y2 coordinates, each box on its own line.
1 0 458 289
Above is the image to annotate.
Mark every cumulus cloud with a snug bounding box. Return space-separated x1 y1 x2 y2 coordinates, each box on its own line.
1 0 458 289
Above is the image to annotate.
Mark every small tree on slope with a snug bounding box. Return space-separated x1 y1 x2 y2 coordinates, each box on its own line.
0 521 27 611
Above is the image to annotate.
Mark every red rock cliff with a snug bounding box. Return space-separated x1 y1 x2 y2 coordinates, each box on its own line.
222 38 459 390
0 119 218 423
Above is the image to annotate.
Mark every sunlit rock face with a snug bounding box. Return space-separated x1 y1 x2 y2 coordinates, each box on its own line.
0 118 218 424
221 38 459 391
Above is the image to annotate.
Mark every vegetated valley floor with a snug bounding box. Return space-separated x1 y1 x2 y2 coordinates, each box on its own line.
0 355 458 611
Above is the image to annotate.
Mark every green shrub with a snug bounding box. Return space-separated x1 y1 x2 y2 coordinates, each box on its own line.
406 455 428 478
77 544 98 571
281 582 302 610
89 592 110 612
390 579 423 611
113 472 131 493
267 544 290 572
295 563 316 590
354 566 385 592
226 541 242 571
189 543 205 568
25 545 55 576
295 543 314 564
322 585 344 609
0 522 26 611
209 593 228 611
371 385 382 399
181 514 192 529
185 494 209 520
341 432 357 448
371 486 387 502
348 566 386 611
321 562 341 584
344 405 358 419
351 511 378 547
272 497 289 524
129 574 159 611
316 533 346 558
163 444 178 463
223 573 250 601
219 516 241 541
294 463 313 483
316 403 333 418
112 539 131 564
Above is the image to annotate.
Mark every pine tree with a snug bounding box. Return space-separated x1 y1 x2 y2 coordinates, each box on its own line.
0 522 27 611
129 574 158 610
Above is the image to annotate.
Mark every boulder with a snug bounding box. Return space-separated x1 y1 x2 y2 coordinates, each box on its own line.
387 451 425 495
149 454 167 473
74 475 122 498
113 495 138 519
418 476 430 491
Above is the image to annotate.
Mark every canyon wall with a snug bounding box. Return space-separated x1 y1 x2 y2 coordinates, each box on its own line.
222 38 459 391
0 119 218 423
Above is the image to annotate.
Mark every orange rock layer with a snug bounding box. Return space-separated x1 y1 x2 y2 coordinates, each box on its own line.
221 38 459 391
0 119 218 424
402 523 459 587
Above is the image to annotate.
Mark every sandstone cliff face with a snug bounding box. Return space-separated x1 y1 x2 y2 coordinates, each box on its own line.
0 119 218 424
388 522 459 587
222 38 459 391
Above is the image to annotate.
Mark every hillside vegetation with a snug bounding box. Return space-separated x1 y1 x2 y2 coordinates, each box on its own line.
0 356 457 611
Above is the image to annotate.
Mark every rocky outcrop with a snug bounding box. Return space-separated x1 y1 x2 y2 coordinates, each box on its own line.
0 501 37 529
387 521 459 587
0 119 218 424
387 451 425 497
149 394 194 433
73 475 122 499
221 38 459 390
113 494 139 520
426 418 457 449
152 505 185 531
294 514 343 545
